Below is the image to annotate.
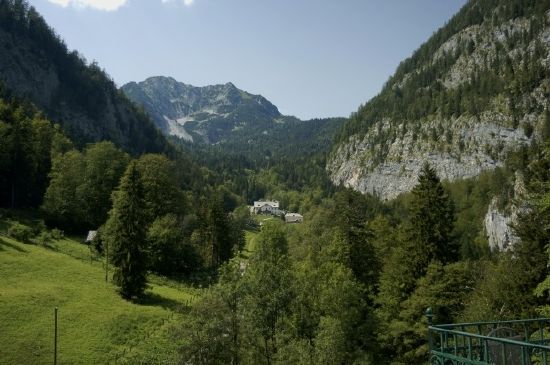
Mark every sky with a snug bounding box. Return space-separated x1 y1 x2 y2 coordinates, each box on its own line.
27 0 467 120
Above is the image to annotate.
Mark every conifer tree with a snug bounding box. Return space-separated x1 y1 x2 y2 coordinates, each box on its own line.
409 162 456 268
105 161 148 299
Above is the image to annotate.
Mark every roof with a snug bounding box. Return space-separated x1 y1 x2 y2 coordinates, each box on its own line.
285 213 303 223
285 213 303 218
85 230 97 243
254 200 279 208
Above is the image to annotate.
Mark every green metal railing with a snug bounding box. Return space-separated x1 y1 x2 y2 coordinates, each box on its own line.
426 308 550 365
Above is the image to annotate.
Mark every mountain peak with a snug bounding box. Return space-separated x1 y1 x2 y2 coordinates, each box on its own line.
121 77 281 143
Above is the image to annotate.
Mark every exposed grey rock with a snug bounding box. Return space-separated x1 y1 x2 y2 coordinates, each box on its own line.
328 10 549 201
483 172 527 251
121 76 286 144
328 115 530 200
484 198 519 251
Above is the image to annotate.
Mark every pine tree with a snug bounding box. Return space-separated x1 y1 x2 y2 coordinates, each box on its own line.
105 161 148 299
409 162 456 268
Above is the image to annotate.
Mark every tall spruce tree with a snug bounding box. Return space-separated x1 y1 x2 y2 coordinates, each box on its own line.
105 161 148 299
376 163 455 362
408 162 456 268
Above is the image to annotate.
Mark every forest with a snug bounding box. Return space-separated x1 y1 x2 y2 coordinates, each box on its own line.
2 85 550 363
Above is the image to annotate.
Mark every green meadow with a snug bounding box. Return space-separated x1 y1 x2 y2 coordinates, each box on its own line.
0 220 200 365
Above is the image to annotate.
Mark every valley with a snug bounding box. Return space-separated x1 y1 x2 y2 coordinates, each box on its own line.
0 0 550 364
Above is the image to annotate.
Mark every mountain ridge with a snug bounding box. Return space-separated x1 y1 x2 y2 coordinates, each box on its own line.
328 0 550 200
121 76 289 144
0 1 170 156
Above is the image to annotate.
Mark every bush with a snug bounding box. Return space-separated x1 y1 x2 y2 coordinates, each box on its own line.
32 220 47 236
35 230 53 246
51 228 64 240
7 222 34 242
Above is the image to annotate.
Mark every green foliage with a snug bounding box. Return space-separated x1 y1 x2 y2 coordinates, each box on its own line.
147 214 199 275
181 117 345 167
244 222 293 363
375 165 459 362
332 189 380 297
192 193 244 268
7 221 34 242
0 98 72 208
445 168 513 260
390 262 474 364
35 229 53 246
135 154 186 220
105 162 148 299
41 150 86 230
408 163 456 266
51 227 63 239
80 142 130 228
179 258 247 364
521 146 550 313
42 142 130 231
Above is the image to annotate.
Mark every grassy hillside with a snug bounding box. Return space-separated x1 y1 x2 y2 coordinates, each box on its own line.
0 222 199 364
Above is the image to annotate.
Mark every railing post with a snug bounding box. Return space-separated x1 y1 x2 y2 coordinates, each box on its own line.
426 307 434 356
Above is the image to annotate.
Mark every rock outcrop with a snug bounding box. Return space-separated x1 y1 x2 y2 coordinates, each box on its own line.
328 3 550 200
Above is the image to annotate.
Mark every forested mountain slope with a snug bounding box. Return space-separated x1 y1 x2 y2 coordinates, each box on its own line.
328 0 550 199
0 0 170 155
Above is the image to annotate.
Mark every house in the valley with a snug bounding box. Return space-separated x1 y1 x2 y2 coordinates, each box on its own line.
284 213 303 224
253 200 284 215
85 230 97 243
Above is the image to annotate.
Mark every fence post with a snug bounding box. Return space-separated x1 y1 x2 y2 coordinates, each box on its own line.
426 307 434 357
105 240 109 283
54 307 58 365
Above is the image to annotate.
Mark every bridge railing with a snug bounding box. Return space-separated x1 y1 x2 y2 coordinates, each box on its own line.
426 309 550 365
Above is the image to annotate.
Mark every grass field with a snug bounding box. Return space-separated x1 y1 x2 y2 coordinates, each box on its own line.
241 230 259 259
0 220 200 365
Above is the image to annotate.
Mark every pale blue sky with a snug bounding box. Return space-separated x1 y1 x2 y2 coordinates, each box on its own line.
28 0 467 119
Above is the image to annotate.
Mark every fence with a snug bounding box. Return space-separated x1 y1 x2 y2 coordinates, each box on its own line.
426 309 550 365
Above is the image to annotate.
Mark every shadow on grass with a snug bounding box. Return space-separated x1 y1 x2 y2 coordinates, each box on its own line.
137 292 191 314
0 236 29 253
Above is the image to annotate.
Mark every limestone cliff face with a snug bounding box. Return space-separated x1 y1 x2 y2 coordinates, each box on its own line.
328 3 550 200
483 172 528 251
484 199 520 251
328 114 531 199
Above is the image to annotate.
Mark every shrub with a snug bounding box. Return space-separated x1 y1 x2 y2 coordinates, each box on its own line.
7 222 34 243
51 228 64 240
32 220 47 236
35 230 53 246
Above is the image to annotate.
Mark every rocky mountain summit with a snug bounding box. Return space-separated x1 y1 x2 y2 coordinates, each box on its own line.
328 1 550 200
122 76 292 144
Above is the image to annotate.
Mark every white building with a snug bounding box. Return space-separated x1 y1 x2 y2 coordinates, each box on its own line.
285 213 303 224
253 200 281 215
85 230 97 243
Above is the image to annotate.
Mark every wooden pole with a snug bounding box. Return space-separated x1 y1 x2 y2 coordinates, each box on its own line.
54 307 58 365
105 240 109 283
